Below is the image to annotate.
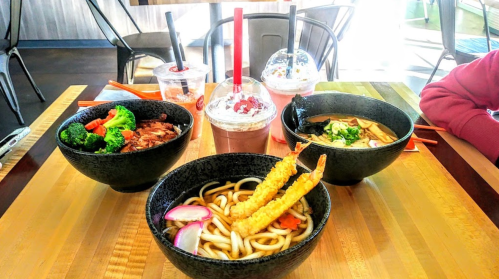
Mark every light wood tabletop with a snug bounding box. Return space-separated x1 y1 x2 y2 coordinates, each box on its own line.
0 82 499 278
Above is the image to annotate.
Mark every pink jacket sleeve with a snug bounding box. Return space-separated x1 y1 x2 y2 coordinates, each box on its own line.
419 50 499 163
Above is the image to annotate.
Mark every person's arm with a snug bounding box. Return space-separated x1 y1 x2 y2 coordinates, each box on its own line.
420 50 499 163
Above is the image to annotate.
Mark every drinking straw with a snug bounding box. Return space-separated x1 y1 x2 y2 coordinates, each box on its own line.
165 12 189 95
286 5 297 79
414 124 446 132
233 8 243 94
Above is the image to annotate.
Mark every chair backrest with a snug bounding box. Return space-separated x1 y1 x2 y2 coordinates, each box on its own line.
298 5 355 42
203 13 338 83
437 0 456 56
8 0 22 49
298 5 355 74
247 18 289 82
85 0 137 50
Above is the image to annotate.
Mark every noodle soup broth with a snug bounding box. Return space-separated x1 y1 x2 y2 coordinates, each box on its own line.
300 114 399 148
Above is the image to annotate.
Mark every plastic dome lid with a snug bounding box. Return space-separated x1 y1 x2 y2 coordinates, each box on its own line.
153 62 210 80
205 77 277 132
261 49 320 92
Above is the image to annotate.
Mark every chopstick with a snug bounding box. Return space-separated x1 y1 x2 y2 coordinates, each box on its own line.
414 124 446 132
78 101 111 107
411 136 437 145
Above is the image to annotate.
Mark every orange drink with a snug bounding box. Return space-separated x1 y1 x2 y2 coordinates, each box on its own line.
153 62 210 140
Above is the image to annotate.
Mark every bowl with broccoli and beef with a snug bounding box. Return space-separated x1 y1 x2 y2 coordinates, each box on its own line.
56 99 193 192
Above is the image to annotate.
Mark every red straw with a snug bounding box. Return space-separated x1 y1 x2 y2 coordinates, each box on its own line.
233 8 243 94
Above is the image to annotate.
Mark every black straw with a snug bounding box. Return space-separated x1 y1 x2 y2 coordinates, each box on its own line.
166 12 189 95
286 5 297 79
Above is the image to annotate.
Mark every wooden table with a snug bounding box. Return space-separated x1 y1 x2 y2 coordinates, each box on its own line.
1 82 499 278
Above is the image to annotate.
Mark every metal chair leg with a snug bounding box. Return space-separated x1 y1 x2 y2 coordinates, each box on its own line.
0 54 24 124
10 47 45 102
126 57 135 85
117 48 133 84
426 49 449 85
423 0 429 23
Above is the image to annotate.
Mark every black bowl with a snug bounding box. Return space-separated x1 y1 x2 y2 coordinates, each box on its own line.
56 99 193 192
146 153 331 279
282 93 413 185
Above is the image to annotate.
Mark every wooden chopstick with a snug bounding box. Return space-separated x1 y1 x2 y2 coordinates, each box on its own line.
78 100 111 107
414 124 446 132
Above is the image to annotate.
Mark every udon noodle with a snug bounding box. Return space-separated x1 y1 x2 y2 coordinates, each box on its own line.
164 178 313 260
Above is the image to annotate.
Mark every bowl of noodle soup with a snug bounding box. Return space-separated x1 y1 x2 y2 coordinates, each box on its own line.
282 92 413 185
145 153 331 279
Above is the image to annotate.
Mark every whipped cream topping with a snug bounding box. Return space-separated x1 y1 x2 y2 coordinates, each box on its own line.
205 92 276 132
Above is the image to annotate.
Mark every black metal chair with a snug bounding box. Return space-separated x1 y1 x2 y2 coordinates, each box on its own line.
426 0 499 84
204 13 338 83
1 0 45 125
85 0 185 84
297 4 356 80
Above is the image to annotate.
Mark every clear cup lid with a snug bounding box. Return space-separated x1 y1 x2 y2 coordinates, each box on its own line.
153 61 210 81
205 77 277 132
261 49 319 92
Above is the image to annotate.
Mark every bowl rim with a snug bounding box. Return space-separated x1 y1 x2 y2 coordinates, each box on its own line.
281 92 414 152
55 99 194 156
145 152 332 264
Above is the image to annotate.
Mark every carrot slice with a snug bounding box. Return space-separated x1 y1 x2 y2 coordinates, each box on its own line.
108 109 117 117
278 214 301 230
85 119 103 130
121 130 134 140
101 114 114 124
93 125 107 137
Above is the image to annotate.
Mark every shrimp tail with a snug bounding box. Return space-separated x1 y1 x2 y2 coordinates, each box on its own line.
232 154 327 238
289 141 312 160
229 142 311 221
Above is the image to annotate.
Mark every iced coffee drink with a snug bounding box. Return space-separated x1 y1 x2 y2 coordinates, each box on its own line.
205 77 276 154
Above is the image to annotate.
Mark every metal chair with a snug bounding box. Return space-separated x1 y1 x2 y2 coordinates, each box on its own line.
1 0 45 125
85 0 184 84
204 13 338 83
297 4 356 80
427 0 499 84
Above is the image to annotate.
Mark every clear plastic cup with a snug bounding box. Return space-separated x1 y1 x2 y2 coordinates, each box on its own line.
205 77 277 154
261 49 320 143
153 62 210 140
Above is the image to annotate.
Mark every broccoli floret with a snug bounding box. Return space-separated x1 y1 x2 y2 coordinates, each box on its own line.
60 123 88 147
60 130 70 143
83 133 105 151
95 148 110 154
103 127 125 153
103 105 136 131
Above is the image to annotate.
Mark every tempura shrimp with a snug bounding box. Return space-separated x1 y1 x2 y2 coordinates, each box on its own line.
232 154 327 238
229 142 311 221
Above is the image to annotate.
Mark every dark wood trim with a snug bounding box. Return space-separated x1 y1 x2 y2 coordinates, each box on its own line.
0 86 104 218
372 82 499 228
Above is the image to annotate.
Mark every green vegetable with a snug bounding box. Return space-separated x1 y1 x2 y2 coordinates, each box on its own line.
60 123 88 147
95 148 110 154
83 133 105 151
103 127 125 153
325 122 361 146
103 105 136 131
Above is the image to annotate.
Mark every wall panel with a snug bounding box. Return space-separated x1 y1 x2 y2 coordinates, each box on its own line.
0 0 331 41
